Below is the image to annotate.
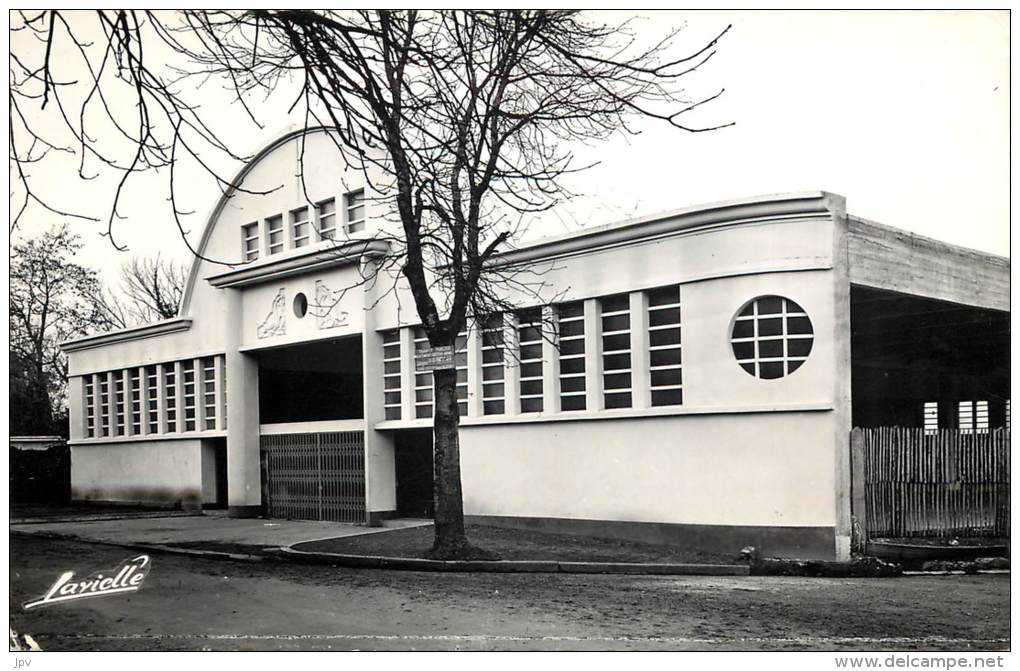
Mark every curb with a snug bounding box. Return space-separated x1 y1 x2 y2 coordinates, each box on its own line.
11 529 264 563
277 546 750 575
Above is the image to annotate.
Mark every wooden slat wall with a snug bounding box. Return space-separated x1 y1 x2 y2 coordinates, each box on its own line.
261 431 366 523
856 427 1009 539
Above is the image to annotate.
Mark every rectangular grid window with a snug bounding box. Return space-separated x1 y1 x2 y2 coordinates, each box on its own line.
84 377 95 438
114 374 126 436
266 214 284 255
923 401 939 435
958 401 974 434
146 366 159 433
183 361 197 431
481 315 505 415
202 357 217 430
242 222 259 261
975 400 989 434
382 330 402 421
647 286 683 407
600 293 632 410
958 400 990 434
98 375 110 437
557 301 586 412
164 366 177 433
345 189 365 233
413 327 433 419
317 198 336 240
291 207 311 248
517 308 544 414
129 369 142 434
455 330 468 417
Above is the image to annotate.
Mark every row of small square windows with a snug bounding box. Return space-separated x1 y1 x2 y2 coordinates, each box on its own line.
241 189 365 261
82 357 225 439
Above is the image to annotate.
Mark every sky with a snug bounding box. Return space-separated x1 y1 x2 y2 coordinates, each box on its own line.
10 10 1010 286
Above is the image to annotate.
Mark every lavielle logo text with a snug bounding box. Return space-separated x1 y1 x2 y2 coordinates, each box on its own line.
23 555 151 610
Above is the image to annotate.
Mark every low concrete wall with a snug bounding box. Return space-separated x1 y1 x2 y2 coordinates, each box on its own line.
71 440 204 509
460 411 838 559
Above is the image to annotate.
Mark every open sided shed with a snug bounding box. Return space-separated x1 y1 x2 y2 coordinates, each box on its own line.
847 217 1010 431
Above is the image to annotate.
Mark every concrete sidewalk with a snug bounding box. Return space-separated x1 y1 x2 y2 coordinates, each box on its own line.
10 511 431 552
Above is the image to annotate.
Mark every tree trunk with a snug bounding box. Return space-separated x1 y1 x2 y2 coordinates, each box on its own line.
429 367 470 558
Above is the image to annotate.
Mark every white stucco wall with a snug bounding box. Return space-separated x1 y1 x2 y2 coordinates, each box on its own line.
71 439 204 508
460 411 835 527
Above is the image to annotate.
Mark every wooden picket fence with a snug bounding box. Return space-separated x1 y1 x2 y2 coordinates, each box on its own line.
851 427 1009 541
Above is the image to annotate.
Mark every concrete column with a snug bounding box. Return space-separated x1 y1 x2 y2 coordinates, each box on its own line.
106 371 118 437
194 357 206 431
831 201 854 562
629 291 651 410
224 287 262 517
155 363 168 434
173 361 185 432
68 376 85 442
466 318 482 417
138 366 150 436
362 260 396 524
542 305 560 413
504 313 521 416
583 298 602 412
399 326 415 421
91 373 103 439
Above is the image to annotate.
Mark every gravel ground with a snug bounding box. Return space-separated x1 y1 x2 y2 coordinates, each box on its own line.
9 534 1009 651
292 523 739 563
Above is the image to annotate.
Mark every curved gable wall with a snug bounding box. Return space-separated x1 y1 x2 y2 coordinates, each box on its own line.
67 128 370 374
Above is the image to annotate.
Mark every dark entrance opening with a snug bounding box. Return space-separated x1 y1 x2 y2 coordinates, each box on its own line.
201 437 228 509
850 285 1010 429
394 429 434 518
257 336 364 423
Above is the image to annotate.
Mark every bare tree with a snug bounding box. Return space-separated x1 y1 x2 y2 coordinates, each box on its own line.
92 255 187 330
10 10 729 558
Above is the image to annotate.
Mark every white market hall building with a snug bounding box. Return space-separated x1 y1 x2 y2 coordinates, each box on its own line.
62 129 1009 561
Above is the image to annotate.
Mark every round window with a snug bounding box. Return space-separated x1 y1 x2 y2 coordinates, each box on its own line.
731 295 813 379
293 292 308 319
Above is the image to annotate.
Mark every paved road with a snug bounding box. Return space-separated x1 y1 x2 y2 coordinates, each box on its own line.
9 534 1009 651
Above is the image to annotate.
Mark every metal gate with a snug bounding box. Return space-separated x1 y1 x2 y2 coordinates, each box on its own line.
851 427 1009 544
260 431 366 523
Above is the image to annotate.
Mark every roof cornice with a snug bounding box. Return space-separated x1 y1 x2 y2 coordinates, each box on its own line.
494 191 845 267
205 239 391 289
60 318 193 353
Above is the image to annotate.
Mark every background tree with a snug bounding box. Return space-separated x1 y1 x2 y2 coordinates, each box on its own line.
10 10 728 557
9 224 110 436
92 255 187 330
